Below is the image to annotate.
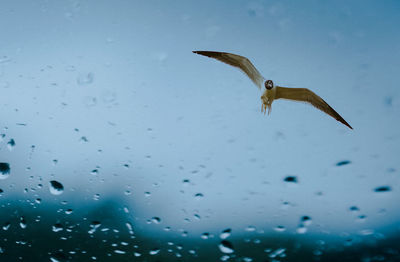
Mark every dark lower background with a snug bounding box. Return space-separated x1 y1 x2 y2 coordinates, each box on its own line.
1 198 399 262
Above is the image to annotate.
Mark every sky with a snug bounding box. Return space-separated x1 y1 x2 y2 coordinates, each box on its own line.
1 0 400 258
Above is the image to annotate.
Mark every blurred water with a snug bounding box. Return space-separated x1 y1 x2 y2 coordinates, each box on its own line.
1 0 400 261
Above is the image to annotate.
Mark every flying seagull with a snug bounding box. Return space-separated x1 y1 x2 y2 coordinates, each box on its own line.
193 51 352 129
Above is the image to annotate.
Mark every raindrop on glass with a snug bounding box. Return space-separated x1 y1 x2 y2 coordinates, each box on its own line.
90 169 99 175
283 176 298 183
357 215 367 222
2 222 10 231
274 225 286 232
245 225 256 232
201 232 210 239
77 72 94 85
336 160 351 166
49 180 64 195
220 228 232 239
19 217 27 229
7 139 15 151
88 221 101 234
93 193 100 200
349 206 359 212
219 240 234 254
194 193 204 199
269 248 286 258
0 162 10 180
149 248 160 255
300 215 312 226
296 225 307 234
374 186 391 193
151 217 161 224
52 223 64 232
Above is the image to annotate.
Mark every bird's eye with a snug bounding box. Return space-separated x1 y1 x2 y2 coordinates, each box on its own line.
265 80 273 90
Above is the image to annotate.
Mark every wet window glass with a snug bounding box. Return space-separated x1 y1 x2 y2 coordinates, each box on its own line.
1 1 399 261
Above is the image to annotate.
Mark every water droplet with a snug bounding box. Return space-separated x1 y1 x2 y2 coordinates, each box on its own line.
357 215 367 222
144 191 151 197
126 222 134 234
90 169 99 175
49 180 64 195
88 221 101 234
7 139 15 151
182 179 190 185
65 209 73 215
245 225 256 232
296 225 307 234
349 206 359 212
374 186 391 193
336 160 351 166
77 72 94 85
194 193 204 199
134 252 141 257
300 216 312 226
3 222 10 230
151 217 161 224
283 176 298 183
220 228 232 239
52 223 64 232
149 248 160 255
0 162 10 180
269 248 286 258
220 255 230 261
19 217 27 229
274 225 286 232
360 229 374 235
219 240 234 254
0 56 11 64
114 250 126 254
201 232 210 239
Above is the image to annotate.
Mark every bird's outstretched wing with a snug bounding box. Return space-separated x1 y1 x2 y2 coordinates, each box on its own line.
275 86 353 129
193 51 264 90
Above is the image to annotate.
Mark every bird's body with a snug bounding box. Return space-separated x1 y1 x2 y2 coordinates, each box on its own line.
193 50 352 129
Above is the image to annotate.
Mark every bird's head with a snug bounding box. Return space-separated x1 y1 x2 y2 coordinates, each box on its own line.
265 80 274 90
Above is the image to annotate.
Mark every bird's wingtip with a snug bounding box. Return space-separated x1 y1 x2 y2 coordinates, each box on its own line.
344 122 353 130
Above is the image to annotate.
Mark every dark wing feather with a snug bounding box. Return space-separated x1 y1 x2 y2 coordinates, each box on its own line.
193 51 264 89
275 86 353 129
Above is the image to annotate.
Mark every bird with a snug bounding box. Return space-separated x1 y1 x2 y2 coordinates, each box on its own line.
193 51 352 129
